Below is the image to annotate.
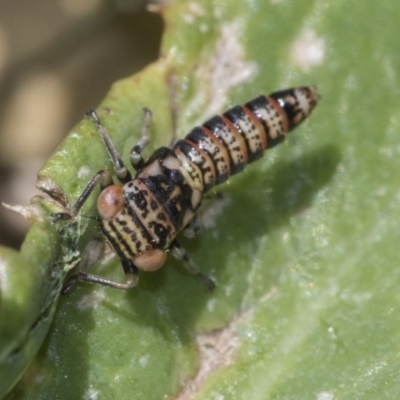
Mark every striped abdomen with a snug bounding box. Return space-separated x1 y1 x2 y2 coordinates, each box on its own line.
100 86 319 263
173 86 320 193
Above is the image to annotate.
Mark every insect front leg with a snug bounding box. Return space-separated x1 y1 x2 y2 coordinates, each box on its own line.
182 192 226 239
182 214 201 239
170 240 215 291
62 258 139 293
50 170 113 222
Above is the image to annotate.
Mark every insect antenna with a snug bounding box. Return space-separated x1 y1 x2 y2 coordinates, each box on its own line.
80 214 101 222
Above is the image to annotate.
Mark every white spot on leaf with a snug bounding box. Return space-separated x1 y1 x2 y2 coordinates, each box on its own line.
139 355 149 367
185 19 258 125
201 195 232 230
317 391 334 400
290 29 325 71
77 289 105 311
183 2 205 23
84 387 99 400
175 315 242 400
78 166 91 179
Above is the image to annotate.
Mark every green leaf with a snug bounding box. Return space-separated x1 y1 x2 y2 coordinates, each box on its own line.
0 203 61 398
3 0 400 399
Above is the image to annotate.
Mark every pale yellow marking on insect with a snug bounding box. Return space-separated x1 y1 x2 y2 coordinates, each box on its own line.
196 127 231 178
162 155 181 171
102 220 132 259
126 180 177 246
191 188 202 209
175 149 205 191
234 109 266 154
216 116 248 166
182 209 195 231
138 159 163 177
183 143 216 188
256 99 286 139
293 88 314 124
169 185 182 200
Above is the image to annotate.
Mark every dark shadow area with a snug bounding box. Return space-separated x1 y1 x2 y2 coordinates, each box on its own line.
103 143 341 339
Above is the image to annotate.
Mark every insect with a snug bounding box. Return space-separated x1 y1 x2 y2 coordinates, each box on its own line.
52 86 320 292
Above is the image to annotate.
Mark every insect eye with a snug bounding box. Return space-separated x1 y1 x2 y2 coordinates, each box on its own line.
134 249 167 271
97 185 124 220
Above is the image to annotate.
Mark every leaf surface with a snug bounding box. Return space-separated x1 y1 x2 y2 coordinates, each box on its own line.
3 0 400 399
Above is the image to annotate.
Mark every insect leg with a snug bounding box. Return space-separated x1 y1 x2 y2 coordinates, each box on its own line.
182 214 201 239
182 192 225 239
170 240 215 291
129 107 152 170
51 170 113 222
86 109 132 183
62 258 139 293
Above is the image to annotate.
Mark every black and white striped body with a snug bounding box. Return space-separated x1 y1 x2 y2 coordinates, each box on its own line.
101 86 320 266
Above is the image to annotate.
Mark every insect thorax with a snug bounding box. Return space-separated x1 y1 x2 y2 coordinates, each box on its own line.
100 147 200 262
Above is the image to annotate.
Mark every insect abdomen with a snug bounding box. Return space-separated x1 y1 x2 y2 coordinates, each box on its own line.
173 86 320 193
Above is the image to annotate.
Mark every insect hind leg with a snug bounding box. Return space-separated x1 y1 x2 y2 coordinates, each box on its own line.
170 240 215 291
182 214 201 239
50 169 113 222
62 258 139 293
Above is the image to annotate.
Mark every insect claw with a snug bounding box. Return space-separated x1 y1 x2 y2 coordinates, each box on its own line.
62 274 79 294
50 212 72 223
85 109 98 121
199 274 216 292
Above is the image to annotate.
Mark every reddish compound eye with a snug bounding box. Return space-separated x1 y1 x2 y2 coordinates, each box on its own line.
97 185 124 220
134 249 167 271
